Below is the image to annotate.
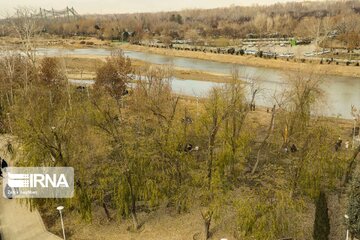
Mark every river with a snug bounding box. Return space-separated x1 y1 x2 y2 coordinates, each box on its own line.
38 47 360 119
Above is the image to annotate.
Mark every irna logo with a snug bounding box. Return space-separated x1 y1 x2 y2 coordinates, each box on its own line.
3 167 74 199
7 173 69 188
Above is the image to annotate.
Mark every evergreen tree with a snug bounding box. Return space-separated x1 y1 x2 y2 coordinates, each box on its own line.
313 191 330 240
347 169 360 238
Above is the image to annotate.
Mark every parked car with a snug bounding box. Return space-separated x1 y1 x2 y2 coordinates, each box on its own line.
304 52 315 57
279 52 295 58
318 49 331 55
262 51 276 57
244 49 258 55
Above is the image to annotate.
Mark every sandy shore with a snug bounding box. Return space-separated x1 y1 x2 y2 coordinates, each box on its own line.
119 44 360 78
61 55 233 83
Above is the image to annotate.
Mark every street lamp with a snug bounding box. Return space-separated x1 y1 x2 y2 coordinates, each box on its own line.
345 214 349 240
57 206 66 240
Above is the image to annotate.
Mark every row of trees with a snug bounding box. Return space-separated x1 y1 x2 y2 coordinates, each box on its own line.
1 10 359 238
0 45 356 238
2 1 359 49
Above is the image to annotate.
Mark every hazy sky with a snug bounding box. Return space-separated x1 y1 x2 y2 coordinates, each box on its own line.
1 0 303 15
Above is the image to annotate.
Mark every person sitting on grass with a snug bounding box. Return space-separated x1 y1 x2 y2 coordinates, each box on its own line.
335 137 342 151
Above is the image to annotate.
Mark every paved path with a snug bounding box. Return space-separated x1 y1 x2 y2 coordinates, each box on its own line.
0 135 62 240
0 183 62 240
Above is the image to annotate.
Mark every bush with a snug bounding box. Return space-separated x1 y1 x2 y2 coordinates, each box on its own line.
347 169 360 238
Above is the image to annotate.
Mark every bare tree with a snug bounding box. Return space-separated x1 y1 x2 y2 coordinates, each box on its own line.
8 7 41 66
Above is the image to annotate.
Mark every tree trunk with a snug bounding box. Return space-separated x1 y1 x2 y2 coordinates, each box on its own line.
127 172 139 230
207 126 218 190
207 145 214 190
251 105 276 174
204 219 211 240
201 211 213 240
290 136 311 198
102 202 112 221
341 145 360 187
131 210 139 230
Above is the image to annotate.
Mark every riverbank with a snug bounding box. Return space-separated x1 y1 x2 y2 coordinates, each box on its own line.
4 35 360 78
62 56 233 83
119 44 360 78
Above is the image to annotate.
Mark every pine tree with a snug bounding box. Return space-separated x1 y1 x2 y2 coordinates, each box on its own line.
347 169 360 238
313 191 330 240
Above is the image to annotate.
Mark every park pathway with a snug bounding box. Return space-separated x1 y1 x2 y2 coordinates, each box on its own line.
0 134 61 240
0 183 62 240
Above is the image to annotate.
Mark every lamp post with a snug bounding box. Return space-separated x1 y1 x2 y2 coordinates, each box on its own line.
57 206 66 240
345 214 349 240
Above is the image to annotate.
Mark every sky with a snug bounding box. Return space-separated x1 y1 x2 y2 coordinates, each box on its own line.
0 0 305 15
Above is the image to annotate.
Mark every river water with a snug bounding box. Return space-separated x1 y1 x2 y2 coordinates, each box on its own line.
38 48 360 119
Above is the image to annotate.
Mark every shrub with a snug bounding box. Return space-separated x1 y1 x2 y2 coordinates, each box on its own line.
347 169 360 238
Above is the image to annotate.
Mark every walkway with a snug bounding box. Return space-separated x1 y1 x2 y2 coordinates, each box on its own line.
0 183 62 240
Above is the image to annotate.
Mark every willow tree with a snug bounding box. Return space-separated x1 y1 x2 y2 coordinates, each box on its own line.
235 189 304 240
276 71 323 149
8 56 89 218
199 79 251 239
92 64 178 230
12 57 72 167
220 74 253 178
129 66 197 213
0 52 37 132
